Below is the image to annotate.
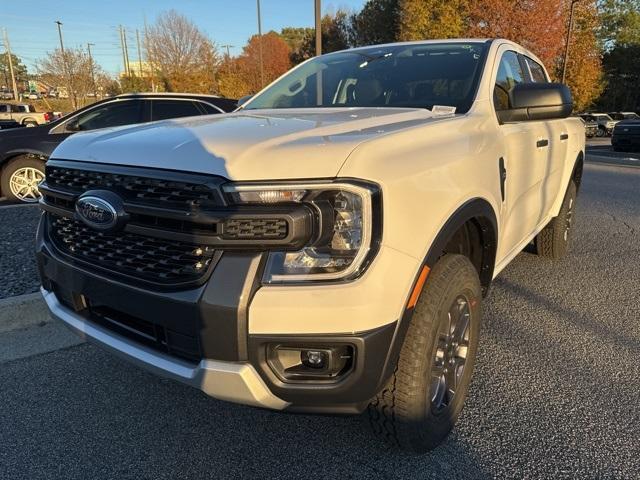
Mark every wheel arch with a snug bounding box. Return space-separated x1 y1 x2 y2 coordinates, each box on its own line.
0 151 48 197
377 197 498 392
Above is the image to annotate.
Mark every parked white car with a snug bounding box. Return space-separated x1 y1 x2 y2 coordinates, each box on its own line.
38 39 584 453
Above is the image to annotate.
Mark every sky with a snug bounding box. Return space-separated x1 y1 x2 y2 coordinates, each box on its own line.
0 0 366 75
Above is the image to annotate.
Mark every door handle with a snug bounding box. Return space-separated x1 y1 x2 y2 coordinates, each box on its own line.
536 139 549 148
560 133 569 140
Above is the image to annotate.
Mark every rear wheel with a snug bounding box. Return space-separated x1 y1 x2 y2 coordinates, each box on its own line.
368 254 482 453
596 127 605 137
1 156 46 203
535 180 577 260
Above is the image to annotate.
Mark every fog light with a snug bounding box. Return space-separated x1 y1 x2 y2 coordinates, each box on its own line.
301 350 327 369
267 345 354 382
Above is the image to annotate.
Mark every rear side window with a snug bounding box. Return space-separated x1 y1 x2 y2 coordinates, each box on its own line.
494 51 524 110
151 100 202 121
75 100 144 131
525 57 548 83
0 105 8 113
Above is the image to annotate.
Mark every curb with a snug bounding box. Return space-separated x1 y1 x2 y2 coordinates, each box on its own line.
0 292 50 334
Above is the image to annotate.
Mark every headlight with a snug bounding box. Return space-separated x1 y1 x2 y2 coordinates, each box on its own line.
223 181 380 283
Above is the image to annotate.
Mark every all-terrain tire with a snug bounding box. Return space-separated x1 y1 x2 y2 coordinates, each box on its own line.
535 180 577 260
368 254 482 453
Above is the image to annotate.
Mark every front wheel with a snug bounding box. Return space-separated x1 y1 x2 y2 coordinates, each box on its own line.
595 127 605 137
368 254 482 453
1 156 46 203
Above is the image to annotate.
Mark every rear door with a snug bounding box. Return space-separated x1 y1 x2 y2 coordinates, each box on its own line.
150 99 203 121
522 55 566 219
493 48 549 258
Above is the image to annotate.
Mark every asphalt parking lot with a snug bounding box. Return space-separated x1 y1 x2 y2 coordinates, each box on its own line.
1 151 639 479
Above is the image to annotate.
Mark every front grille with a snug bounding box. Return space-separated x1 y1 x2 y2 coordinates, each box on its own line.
222 218 288 240
45 165 223 210
49 216 216 285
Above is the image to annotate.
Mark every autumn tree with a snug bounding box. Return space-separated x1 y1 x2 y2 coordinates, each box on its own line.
145 10 219 93
398 0 468 40
564 1 604 110
290 10 351 64
0 53 28 91
350 0 400 46
467 0 567 72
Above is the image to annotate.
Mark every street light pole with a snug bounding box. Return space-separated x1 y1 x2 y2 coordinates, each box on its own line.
561 0 580 84
256 0 264 88
315 0 322 57
55 20 76 109
87 43 97 98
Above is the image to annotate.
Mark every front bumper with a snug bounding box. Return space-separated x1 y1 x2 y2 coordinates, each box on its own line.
37 214 408 413
42 287 289 410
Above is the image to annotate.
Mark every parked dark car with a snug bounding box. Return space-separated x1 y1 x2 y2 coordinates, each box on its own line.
612 120 640 152
608 112 640 121
0 93 237 202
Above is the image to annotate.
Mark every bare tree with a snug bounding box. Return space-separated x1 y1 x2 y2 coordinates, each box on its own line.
36 47 105 107
145 10 220 93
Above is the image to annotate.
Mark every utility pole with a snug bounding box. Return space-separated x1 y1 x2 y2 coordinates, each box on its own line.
2 28 18 101
135 29 143 78
143 16 155 92
256 0 264 88
562 0 580 84
123 27 131 77
221 44 234 74
86 43 97 98
315 0 322 57
55 20 76 109
119 26 129 77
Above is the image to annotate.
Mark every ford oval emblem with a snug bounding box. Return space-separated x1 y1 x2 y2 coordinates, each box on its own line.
75 191 125 231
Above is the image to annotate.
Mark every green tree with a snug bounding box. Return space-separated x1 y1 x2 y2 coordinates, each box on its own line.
350 0 400 46
398 0 468 41
0 53 28 91
598 0 640 47
280 27 314 54
291 10 351 64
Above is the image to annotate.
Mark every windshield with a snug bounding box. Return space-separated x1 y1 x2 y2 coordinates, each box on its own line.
244 42 487 114
595 114 613 121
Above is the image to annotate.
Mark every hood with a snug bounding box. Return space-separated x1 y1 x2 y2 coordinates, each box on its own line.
51 108 445 180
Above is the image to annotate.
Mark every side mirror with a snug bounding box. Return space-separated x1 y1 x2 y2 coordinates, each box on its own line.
497 83 573 123
237 95 253 107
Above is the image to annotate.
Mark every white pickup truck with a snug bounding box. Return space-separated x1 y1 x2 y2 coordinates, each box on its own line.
37 39 583 453
0 103 55 126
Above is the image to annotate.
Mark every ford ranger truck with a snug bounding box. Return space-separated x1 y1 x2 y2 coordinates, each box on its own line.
37 39 584 453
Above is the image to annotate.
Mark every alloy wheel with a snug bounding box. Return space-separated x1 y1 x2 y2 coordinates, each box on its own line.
430 295 471 413
9 167 45 202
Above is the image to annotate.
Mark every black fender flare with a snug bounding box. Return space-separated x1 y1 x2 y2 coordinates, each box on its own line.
377 197 498 391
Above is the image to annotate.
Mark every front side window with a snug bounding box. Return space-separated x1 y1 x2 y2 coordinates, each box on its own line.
243 42 488 114
151 100 202 121
525 57 548 83
72 100 144 131
494 51 524 111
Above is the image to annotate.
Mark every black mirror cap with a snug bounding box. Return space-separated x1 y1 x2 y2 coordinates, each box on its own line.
499 83 573 123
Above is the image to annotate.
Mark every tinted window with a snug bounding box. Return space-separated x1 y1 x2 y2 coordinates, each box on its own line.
74 100 143 131
525 57 547 83
152 100 201 121
494 51 524 110
244 42 488 114
199 102 222 114
0 105 8 113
